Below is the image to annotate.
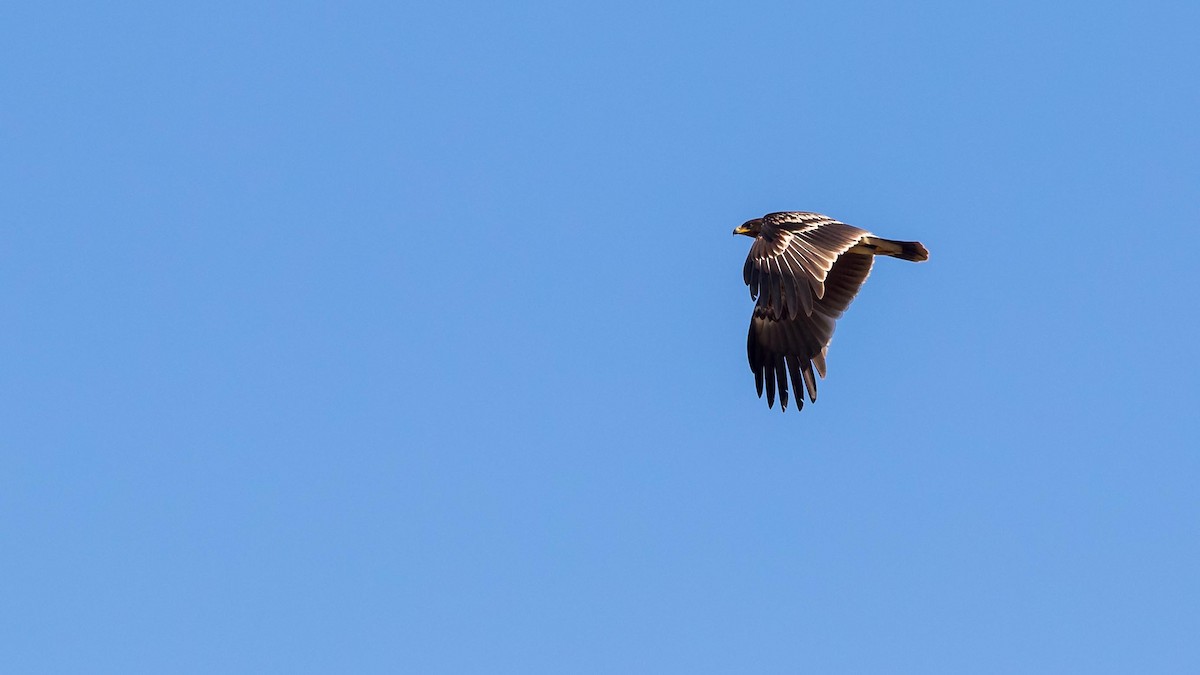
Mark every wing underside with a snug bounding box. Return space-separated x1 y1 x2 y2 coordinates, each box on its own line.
745 221 875 410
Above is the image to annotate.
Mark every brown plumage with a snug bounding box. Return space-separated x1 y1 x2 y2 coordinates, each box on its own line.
733 211 928 411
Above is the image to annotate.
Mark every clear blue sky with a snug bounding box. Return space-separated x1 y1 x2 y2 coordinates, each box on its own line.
3 1 1198 672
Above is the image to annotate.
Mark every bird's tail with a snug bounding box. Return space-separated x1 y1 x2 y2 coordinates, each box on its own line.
864 237 929 262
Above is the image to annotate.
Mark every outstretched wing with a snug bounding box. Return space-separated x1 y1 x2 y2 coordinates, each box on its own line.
746 249 875 411
743 212 869 321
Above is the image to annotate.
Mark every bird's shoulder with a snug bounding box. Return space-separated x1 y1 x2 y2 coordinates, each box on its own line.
760 211 844 233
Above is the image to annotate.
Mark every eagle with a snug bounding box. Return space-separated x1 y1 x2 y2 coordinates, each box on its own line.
734 211 928 411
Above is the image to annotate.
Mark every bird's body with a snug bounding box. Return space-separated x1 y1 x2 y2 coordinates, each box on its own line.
734 211 928 411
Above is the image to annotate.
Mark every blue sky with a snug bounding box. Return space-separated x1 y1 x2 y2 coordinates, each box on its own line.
3 1 1198 672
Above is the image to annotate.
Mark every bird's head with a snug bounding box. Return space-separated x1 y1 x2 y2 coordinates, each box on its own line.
733 218 761 237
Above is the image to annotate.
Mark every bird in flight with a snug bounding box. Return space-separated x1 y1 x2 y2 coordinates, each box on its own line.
734 211 928 411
